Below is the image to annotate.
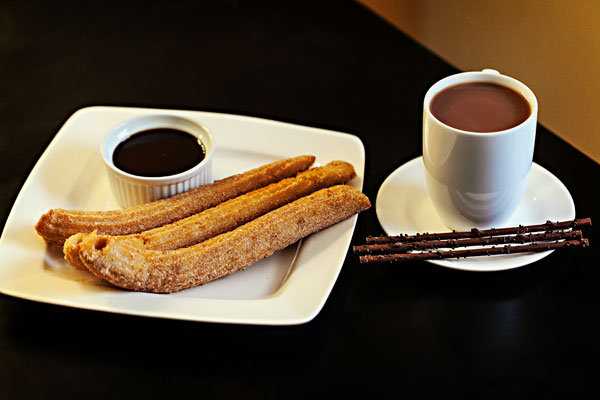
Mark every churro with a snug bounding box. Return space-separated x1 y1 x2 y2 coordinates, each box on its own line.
77 185 371 293
64 160 357 271
36 155 315 244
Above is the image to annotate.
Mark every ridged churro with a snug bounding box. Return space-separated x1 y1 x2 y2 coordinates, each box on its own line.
77 185 371 293
64 160 357 271
36 155 315 244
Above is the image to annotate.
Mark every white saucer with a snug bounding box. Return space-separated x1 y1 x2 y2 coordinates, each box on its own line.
375 157 576 271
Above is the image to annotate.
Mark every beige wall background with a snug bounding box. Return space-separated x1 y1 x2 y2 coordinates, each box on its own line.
360 0 600 164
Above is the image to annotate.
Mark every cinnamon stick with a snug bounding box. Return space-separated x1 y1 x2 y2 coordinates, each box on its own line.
366 218 592 244
353 230 583 255
359 239 589 263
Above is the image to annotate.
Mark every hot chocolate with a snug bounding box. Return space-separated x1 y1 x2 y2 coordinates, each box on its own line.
430 82 531 133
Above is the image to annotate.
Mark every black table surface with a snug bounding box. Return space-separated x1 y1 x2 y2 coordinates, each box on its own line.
1 2 598 398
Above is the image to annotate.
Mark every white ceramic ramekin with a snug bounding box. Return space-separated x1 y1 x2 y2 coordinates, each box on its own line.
101 114 214 208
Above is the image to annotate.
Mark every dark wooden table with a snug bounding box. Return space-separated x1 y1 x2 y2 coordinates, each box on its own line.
1 2 598 398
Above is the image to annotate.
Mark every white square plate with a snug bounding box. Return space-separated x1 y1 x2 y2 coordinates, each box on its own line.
0 106 365 325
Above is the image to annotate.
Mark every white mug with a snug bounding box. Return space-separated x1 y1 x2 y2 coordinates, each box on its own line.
423 69 538 230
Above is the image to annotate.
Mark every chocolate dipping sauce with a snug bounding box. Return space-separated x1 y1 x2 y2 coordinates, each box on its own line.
113 128 205 177
430 82 531 133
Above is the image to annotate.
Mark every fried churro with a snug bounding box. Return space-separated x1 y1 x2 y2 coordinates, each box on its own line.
64 160 357 271
77 185 370 293
36 155 315 244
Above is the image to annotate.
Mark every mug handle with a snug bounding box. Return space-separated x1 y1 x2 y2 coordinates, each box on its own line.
482 68 500 75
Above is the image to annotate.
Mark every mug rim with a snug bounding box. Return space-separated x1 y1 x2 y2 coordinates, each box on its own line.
424 70 538 137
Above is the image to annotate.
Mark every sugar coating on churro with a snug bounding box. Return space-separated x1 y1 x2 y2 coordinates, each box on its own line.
63 160 357 271
78 185 371 293
35 155 315 244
